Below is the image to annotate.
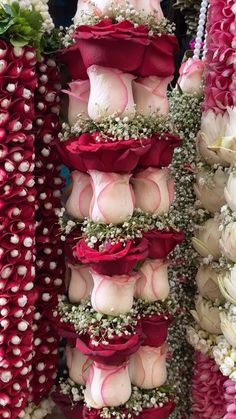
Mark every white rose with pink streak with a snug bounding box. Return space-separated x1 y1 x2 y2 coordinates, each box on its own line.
65 80 90 125
66 346 92 385
65 171 92 219
135 259 169 301
133 76 171 116
91 270 138 315
84 362 131 408
130 0 164 18
87 65 136 122
89 170 134 224
129 344 168 389
132 167 174 214
68 264 93 303
178 57 204 94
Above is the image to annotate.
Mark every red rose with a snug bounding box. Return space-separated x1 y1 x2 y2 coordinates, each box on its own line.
75 238 149 275
76 325 143 365
52 387 84 419
138 133 182 168
73 19 178 78
141 314 172 347
57 133 152 173
65 227 82 265
144 228 184 258
140 401 175 419
50 310 77 341
58 43 88 80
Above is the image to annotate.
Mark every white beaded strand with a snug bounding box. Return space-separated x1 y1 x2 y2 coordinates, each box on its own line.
193 0 209 59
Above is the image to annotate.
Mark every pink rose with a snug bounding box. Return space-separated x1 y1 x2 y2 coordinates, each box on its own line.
178 57 205 94
132 167 174 214
66 346 92 385
64 80 90 125
89 170 134 224
129 344 168 389
65 171 93 219
135 259 169 301
84 362 131 408
91 270 138 315
87 65 136 122
133 76 171 116
68 263 94 303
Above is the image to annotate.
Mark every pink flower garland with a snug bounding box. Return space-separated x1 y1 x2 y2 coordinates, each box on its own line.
223 379 236 419
191 352 227 418
202 0 236 113
0 41 38 419
31 54 65 405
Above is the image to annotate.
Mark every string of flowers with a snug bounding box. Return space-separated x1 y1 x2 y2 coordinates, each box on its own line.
31 53 65 409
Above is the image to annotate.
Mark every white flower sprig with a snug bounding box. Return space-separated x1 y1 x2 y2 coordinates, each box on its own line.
19 399 55 419
59 112 175 142
59 377 85 404
57 208 179 247
213 336 236 380
219 205 236 230
187 325 219 355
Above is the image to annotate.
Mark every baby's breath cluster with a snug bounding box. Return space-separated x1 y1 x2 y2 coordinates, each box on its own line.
59 113 174 142
59 377 85 404
219 204 236 230
167 89 203 417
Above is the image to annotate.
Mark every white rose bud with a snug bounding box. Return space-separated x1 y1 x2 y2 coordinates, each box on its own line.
191 296 221 334
194 167 228 213
195 266 222 301
220 222 236 262
224 171 236 212
218 266 236 305
220 310 236 348
192 218 221 260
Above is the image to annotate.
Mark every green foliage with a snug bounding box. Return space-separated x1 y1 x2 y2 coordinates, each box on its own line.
41 27 64 54
0 1 43 52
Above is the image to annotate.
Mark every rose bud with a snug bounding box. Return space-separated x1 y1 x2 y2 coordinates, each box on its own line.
191 296 221 334
220 222 236 263
135 258 169 302
65 171 93 219
218 266 236 305
194 167 228 213
196 266 222 301
68 264 93 303
225 172 236 212
66 346 92 385
178 57 204 94
220 305 236 348
64 80 90 125
192 218 221 260
133 76 171 116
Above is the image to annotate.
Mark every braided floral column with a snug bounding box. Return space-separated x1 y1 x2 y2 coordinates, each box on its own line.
53 1 185 417
187 0 236 417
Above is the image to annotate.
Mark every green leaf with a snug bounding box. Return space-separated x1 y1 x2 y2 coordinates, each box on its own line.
0 19 14 34
176 82 183 95
2 4 14 17
95 313 103 321
10 34 29 47
11 2 20 16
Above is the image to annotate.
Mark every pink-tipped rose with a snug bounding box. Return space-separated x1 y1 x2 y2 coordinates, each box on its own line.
65 170 93 219
136 259 169 302
89 170 134 224
66 345 92 385
68 263 93 303
132 167 174 214
65 80 90 125
87 65 136 122
133 76 171 116
178 57 204 94
129 344 168 389
91 270 138 315
84 362 131 408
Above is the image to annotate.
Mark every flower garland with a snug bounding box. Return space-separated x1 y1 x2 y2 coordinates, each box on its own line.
30 54 65 407
0 40 38 419
186 0 236 416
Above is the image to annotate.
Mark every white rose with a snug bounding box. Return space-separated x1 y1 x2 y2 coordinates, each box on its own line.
178 57 204 94
133 76 171 117
190 296 221 334
224 171 236 212
129 344 168 389
65 171 93 219
68 264 94 303
131 167 174 215
87 65 136 122
91 270 137 315
89 170 134 224
220 222 236 262
194 167 228 213
216 107 236 165
135 259 169 301
85 362 131 408
195 266 222 301
218 266 236 305
66 346 92 385
220 311 236 348
65 80 90 125
196 110 229 166
129 0 164 18
192 218 221 260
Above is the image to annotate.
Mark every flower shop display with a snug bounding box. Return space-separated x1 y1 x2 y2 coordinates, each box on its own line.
53 0 185 417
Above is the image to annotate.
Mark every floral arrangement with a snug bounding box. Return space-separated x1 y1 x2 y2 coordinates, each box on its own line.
186 0 236 416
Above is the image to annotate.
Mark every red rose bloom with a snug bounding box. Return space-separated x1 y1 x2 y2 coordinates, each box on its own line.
140 401 175 418
141 314 172 347
73 19 178 78
58 43 88 80
75 237 149 275
76 326 143 365
57 133 152 173
138 133 182 168
144 228 184 258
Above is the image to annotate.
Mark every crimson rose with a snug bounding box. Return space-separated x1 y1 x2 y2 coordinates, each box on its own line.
141 314 172 347
144 228 184 258
75 238 149 275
